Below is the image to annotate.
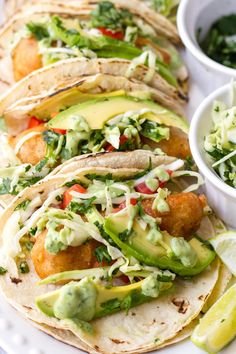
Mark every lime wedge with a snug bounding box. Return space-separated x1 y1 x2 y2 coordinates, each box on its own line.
191 283 236 353
210 231 236 276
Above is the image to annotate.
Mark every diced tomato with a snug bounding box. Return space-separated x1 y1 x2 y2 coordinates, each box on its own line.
51 128 67 135
135 182 155 194
62 184 87 209
119 135 128 146
167 169 173 176
98 27 124 40
93 260 108 268
113 198 137 213
118 274 130 284
28 116 44 129
159 181 167 188
104 143 116 152
104 135 128 152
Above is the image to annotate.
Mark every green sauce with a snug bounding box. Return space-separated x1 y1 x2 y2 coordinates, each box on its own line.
53 279 97 321
141 274 160 298
171 237 197 268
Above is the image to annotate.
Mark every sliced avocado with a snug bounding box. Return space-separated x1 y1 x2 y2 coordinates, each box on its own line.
31 90 126 120
36 276 172 323
47 96 188 133
104 212 215 276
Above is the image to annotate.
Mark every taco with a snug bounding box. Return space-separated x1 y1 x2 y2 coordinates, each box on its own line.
0 150 220 353
0 62 191 201
0 0 187 97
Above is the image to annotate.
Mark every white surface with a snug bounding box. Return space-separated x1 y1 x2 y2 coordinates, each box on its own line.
177 0 236 94
0 1 235 354
190 83 236 228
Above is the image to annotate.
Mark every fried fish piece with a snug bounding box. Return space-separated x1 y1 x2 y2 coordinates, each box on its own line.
141 192 203 239
12 37 42 81
142 126 191 160
31 230 100 279
8 125 46 165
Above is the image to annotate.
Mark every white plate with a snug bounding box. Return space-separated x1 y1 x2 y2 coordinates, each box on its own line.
0 2 235 354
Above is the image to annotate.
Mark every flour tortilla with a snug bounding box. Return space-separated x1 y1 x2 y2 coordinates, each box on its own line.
0 151 220 353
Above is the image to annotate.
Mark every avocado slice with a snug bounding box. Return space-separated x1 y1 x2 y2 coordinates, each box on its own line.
47 95 188 133
104 212 215 276
36 276 172 324
32 90 126 120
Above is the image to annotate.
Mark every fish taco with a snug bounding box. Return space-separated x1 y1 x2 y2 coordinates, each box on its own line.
0 62 191 206
0 0 187 97
0 150 222 353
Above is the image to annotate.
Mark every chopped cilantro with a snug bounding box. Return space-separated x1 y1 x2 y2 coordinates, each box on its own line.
101 298 121 311
35 158 48 172
94 221 117 247
64 179 87 188
200 14 236 69
94 245 112 264
0 267 7 275
19 261 29 274
121 294 132 314
29 227 37 236
26 22 49 40
85 173 113 182
55 195 63 202
0 178 14 195
67 197 96 214
157 274 173 282
91 1 134 30
119 229 132 242
14 199 31 211
185 156 194 170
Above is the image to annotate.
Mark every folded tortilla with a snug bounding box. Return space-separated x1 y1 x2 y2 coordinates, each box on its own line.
0 58 186 135
0 151 221 354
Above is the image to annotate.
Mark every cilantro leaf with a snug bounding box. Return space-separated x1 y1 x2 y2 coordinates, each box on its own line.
18 261 29 274
0 178 13 195
85 173 113 182
101 298 121 311
119 229 132 242
26 22 49 40
91 1 134 30
0 267 7 275
94 245 112 264
14 199 31 211
67 197 96 214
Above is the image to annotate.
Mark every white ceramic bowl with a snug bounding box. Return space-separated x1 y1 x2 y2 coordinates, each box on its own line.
177 0 236 94
190 82 236 228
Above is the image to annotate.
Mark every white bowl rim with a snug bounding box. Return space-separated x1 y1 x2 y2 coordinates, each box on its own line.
190 82 236 199
177 0 236 76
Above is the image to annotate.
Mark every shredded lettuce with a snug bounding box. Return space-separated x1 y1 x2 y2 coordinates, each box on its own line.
205 90 236 188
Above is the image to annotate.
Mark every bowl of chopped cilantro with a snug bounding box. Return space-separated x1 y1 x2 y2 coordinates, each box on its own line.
177 0 236 90
190 81 236 228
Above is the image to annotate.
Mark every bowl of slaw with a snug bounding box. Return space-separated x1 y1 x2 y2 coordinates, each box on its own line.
190 82 236 228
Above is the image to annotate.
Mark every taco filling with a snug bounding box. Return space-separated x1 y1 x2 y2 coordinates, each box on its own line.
1 93 190 196
10 1 187 91
0 158 215 335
